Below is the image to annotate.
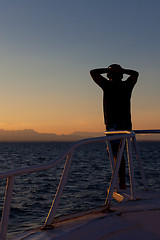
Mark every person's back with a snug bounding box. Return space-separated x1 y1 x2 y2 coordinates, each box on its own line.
103 76 134 130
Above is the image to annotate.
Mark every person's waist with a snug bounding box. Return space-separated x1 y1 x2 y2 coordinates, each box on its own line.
106 123 131 130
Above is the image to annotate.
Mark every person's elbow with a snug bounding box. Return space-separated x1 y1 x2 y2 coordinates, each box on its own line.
135 71 139 78
90 69 96 78
132 71 139 83
135 71 139 81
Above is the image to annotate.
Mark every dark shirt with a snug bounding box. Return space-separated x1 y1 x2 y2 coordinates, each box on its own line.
97 77 136 130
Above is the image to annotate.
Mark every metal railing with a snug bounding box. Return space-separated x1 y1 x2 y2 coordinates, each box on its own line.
0 130 160 239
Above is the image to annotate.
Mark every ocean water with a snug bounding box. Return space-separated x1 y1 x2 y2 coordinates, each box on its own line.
0 140 160 239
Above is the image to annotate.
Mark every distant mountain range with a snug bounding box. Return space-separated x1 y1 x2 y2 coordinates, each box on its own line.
0 129 159 142
0 129 105 142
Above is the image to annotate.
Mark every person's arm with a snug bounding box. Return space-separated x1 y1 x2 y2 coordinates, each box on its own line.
122 68 139 84
90 68 109 87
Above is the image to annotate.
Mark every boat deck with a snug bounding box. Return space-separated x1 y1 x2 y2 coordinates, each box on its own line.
12 191 160 240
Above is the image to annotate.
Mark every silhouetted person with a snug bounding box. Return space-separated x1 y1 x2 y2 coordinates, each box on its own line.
90 64 139 189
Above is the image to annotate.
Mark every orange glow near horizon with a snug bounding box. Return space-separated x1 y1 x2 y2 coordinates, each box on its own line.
0 120 105 135
0 113 160 135
1 88 159 135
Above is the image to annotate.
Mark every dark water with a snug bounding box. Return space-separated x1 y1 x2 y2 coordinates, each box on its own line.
0 141 160 239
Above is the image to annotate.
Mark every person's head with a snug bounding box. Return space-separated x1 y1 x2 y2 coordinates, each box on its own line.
107 64 123 82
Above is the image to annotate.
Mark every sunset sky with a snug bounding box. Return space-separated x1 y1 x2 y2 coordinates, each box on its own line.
0 0 160 135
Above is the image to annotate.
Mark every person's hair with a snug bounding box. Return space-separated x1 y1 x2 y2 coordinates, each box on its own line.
108 64 121 69
107 64 123 80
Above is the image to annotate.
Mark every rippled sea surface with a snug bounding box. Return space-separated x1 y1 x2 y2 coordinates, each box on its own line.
0 141 160 239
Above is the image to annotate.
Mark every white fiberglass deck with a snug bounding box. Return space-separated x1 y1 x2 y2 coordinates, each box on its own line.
12 191 160 240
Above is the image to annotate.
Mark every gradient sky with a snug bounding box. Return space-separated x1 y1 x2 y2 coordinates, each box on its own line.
0 0 160 134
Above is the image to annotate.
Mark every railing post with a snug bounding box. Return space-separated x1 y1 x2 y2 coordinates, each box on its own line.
106 141 115 171
132 136 149 190
105 138 125 207
43 151 74 227
126 138 136 199
0 176 14 240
